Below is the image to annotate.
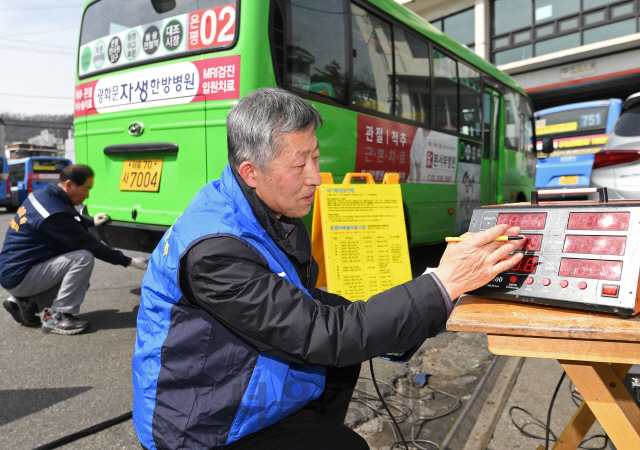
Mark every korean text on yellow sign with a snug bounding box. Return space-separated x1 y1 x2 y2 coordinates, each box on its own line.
320 184 412 301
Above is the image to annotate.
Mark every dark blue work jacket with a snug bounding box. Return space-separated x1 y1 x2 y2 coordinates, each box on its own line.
0 185 88 289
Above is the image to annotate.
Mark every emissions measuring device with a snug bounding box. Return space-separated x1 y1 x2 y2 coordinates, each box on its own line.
467 188 640 316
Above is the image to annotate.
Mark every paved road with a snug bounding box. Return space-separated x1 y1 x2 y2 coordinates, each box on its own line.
0 207 450 450
0 208 147 450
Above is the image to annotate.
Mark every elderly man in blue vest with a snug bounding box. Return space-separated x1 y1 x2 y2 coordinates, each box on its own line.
0 164 148 335
132 87 523 450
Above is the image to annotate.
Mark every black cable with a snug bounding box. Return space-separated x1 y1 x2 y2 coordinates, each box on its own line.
31 411 132 450
509 372 609 450
369 359 409 450
545 371 566 450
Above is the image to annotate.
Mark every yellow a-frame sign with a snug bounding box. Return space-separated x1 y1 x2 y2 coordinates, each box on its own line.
311 173 412 301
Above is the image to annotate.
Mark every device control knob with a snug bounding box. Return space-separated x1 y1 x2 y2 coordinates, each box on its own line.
526 277 534 285
510 276 517 283
542 278 551 286
578 281 587 290
560 280 569 288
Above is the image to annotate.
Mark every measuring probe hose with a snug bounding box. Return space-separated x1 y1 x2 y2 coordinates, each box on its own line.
31 411 132 450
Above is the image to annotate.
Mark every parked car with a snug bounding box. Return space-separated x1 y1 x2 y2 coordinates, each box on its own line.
590 93 640 200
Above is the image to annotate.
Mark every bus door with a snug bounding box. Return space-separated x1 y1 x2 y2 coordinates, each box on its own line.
482 88 501 204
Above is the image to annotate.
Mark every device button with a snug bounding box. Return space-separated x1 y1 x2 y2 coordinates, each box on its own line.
560 280 569 288
542 278 551 286
602 285 619 297
526 277 534 285
510 276 517 283
578 282 587 290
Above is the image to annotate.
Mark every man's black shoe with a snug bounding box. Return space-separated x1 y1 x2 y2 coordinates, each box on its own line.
3 296 41 327
42 310 89 335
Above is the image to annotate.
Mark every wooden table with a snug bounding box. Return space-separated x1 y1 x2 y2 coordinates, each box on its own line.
447 295 640 450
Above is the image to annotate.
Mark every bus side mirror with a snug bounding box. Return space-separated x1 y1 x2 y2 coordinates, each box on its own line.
151 0 176 14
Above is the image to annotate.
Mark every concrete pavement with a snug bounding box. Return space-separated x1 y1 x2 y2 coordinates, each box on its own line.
0 207 613 450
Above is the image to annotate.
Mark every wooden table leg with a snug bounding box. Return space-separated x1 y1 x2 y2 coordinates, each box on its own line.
551 364 631 450
560 361 640 450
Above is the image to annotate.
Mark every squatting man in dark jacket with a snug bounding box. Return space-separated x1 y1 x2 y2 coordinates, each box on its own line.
0 164 148 335
132 87 524 450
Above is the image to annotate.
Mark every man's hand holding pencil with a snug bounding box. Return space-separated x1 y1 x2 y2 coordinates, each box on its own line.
434 225 525 301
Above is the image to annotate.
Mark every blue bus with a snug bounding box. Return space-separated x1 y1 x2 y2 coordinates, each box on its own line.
8 157 72 207
535 99 623 198
0 155 11 210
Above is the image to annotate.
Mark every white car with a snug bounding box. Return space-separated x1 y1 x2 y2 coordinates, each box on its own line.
590 93 640 200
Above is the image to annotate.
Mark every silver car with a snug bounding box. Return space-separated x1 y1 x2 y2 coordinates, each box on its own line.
590 93 640 200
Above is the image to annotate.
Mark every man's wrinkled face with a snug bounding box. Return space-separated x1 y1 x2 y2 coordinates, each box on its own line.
253 128 322 219
63 177 94 206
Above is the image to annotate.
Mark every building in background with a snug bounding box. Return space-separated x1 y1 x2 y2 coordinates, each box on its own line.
401 0 640 110
5 143 59 159
28 129 65 150
0 118 5 154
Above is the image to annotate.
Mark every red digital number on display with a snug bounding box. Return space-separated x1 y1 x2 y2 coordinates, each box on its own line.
563 235 626 256
567 212 630 231
521 234 543 252
499 255 538 274
558 258 622 281
497 213 547 230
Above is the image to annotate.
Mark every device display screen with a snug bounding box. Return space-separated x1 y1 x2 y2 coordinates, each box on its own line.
497 213 547 230
567 212 630 231
558 258 622 281
506 255 539 274
521 234 543 252
563 235 626 256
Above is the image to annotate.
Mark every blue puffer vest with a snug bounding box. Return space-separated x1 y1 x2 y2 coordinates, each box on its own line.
132 164 326 450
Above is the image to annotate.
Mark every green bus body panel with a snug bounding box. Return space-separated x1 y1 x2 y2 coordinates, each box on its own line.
74 0 533 247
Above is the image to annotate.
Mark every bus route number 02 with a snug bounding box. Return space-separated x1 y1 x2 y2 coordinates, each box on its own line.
119 159 163 192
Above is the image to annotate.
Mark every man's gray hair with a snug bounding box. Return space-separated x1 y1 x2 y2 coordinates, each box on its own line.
227 87 323 171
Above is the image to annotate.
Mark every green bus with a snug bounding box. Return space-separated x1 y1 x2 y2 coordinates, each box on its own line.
74 0 536 252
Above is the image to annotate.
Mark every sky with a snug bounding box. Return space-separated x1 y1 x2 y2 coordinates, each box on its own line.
0 0 86 117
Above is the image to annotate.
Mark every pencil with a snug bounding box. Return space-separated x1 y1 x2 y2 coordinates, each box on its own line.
445 236 525 242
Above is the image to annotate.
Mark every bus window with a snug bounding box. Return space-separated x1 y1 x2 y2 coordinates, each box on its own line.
9 163 25 185
79 0 237 78
433 49 458 132
351 3 393 114
504 90 528 151
458 63 481 138
287 0 348 101
394 28 431 125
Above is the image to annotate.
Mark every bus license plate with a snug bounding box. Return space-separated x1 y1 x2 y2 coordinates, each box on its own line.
120 159 163 192
559 175 579 185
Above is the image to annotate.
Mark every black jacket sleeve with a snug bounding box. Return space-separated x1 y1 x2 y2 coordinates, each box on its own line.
180 236 448 368
41 213 132 267
312 287 352 308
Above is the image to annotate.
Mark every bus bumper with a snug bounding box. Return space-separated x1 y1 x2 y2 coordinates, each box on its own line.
88 220 168 254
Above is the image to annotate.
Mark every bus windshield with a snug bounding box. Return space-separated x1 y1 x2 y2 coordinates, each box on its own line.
536 106 609 139
32 159 70 173
79 0 237 78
